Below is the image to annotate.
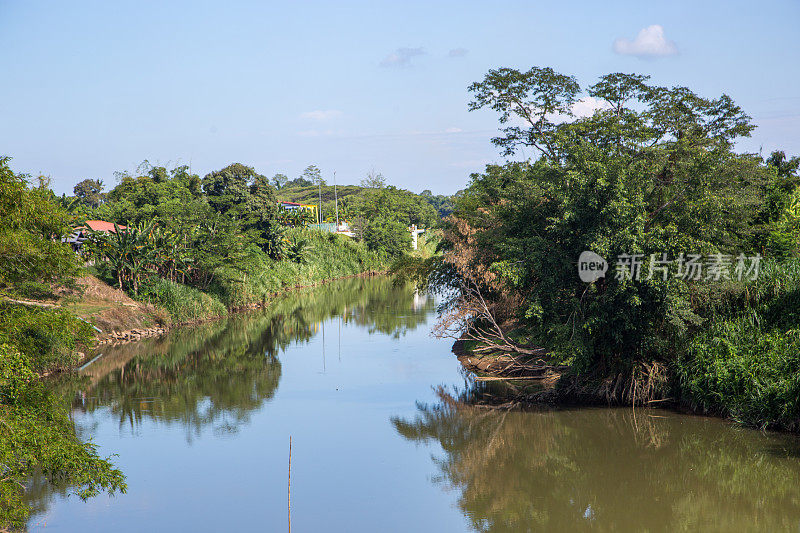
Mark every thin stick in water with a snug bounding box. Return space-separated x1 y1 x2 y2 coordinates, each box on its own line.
288 435 292 533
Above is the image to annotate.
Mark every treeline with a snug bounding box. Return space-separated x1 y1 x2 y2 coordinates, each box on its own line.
65 162 451 304
415 67 800 431
274 165 453 256
61 161 451 317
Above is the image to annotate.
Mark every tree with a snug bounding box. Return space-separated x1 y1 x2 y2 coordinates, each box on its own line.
302 165 324 186
468 66 581 158
73 178 105 208
0 156 126 530
87 221 160 294
246 174 283 257
363 218 410 258
361 168 386 189
433 67 770 390
0 157 80 292
283 176 313 188
759 150 800 256
421 189 455 217
767 150 800 178
203 163 266 216
271 173 289 189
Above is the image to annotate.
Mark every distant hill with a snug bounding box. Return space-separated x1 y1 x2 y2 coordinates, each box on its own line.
276 184 364 205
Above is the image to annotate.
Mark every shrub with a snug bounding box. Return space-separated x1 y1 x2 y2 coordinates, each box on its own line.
0 303 93 373
676 259 800 430
138 277 227 323
363 218 410 258
0 343 35 403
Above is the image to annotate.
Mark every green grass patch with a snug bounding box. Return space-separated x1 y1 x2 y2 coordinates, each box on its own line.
138 277 227 323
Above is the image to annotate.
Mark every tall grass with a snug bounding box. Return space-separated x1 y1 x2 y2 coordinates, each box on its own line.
212 228 386 308
138 277 227 323
676 259 800 430
126 228 384 323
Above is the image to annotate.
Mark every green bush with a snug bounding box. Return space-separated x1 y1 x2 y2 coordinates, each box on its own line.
363 218 410 258
1 367 126 530
0 343 35 403
138 277 227 323
0 303 93 373
0 324 126 531
678 323 800 430
676 260 800 430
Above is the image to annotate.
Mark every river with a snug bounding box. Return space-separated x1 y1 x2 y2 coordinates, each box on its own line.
28 277 800 531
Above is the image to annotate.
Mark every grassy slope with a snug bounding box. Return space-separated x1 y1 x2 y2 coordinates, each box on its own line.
211 228 385 309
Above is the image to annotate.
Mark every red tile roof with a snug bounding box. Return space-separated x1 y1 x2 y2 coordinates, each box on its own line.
83 220 126 232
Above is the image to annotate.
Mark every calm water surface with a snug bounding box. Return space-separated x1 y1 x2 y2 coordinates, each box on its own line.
29 277 800 532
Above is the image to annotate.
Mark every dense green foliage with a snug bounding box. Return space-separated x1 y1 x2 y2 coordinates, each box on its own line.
65 161 390 320
677 261 800 429
0 157 81 295
72 178 105 209
0 158 125 531
423 67 800 429
277 177 443 256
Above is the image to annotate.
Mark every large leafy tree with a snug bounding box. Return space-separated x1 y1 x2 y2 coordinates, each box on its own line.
73 178 105 208
301 164 324 187
271 173 289 189
437 67 772 377
0 157 80 293
202 163 263 217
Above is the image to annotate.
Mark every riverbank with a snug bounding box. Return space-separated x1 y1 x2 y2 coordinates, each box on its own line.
90 269 386 349
453 328 800 433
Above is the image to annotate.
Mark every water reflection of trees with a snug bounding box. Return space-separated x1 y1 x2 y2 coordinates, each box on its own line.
74 277 433 438
393 388 800 532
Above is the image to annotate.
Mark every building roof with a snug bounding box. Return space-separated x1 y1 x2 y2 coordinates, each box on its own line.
83 220 126 232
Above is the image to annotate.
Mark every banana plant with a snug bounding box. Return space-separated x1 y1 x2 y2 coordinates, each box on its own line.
87 220 159 294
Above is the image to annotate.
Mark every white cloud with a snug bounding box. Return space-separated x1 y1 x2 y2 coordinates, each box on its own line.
505 97 612 128
300 110 343 120
448 48 468 58
380 47 425 67
570 97 612 118
613 25 678 58
444 127 463 133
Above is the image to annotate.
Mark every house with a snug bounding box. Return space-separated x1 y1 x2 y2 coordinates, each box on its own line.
279 201 318 217
63 220 126 252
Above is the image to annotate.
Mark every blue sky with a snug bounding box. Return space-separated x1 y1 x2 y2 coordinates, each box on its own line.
1 0 798 195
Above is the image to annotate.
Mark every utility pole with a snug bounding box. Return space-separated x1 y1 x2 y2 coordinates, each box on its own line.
317 175 323 225
333 171 339 230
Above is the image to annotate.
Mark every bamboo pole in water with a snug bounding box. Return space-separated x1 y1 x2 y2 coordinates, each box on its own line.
288 436 292 533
